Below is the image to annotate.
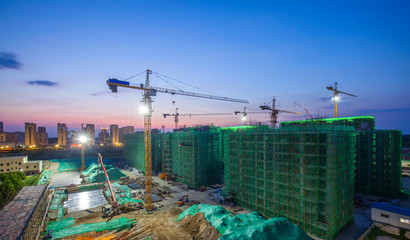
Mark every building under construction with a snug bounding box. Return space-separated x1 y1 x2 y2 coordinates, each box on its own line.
123 130 162 173
121 116 402 239
223 124 356 240
281 116 402 198
125 126 223 189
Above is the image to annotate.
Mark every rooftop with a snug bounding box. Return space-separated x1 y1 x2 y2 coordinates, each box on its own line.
0 185 47 240
372 202 410 217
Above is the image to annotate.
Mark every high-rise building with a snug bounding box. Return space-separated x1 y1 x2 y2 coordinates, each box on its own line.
119 126 134 143
57 123 68 146
110 124 119 145
84 124 95 145
36 127 49 146
98 127 109 145
0 121 3 133
25 123 37 146
0 133 5 143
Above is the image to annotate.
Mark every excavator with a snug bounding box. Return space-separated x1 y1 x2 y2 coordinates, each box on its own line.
97 153 143 221
177 195 189 207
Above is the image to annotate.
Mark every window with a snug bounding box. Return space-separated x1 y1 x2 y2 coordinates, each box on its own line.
7 163 9 166
0 169 2 172
0 163 2 166
19 163 21 165
7 169 9 172
26 166 29 169
11 168 13 170
34 165 36 168
381 213 389 218
401 218 410 224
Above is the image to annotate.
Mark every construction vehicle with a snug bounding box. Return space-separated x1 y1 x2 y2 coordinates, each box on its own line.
107 69 248 211
163 108 233 129
326 82 357 118
96 153 143 220
260 97 302 126
177 195 189 207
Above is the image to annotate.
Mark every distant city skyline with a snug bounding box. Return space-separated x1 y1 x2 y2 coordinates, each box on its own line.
1 1 409 133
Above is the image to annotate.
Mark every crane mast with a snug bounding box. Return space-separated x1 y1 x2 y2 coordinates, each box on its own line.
259 97 302 126
326 82 357 118
143 70 153 211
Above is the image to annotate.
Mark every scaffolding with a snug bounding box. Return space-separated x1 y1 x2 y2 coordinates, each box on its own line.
161 133 172 173
224 125 356 240
171 131 223 189
281 116 402 198
281 116 376 131
355 130 402 198
123 131 162 173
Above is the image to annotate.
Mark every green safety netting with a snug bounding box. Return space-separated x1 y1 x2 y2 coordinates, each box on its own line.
47 217 75 231
48 217 136 239
51 157 117 172
38 171 53 185
77 184 100 192
49 190 66 210
81 163 126 183
177 204 311 240
103 182 142 205
49 189 67 220
223 125 356 240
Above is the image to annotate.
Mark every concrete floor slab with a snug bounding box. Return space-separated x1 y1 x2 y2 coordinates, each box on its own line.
49 171 82 187
64 189 108 213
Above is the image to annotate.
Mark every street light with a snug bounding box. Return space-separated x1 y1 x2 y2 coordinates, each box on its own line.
79 135 87 172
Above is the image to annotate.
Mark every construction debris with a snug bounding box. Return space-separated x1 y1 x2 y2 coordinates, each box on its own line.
177 204 312 240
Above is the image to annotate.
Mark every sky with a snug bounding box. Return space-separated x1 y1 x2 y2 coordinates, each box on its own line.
0 0 409 136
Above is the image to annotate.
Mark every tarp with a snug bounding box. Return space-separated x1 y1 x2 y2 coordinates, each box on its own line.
37 171 53 185
81 163 126 184
47 217 136 239
103 182 142 205
51 158 117 172
177 204 311 240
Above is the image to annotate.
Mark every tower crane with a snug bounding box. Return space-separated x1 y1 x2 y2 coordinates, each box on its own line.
326 82 357 118
260 97 302 126
163 108 233 129
234 107 266 125
107 69 248 211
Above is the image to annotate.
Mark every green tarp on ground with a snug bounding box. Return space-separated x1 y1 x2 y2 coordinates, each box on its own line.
47 217 136 239
81 163 126 183
49 189 67 220
177 204 312 240
38 170 53 185
103 182 142 205
47 217 75 231
51 157 117 172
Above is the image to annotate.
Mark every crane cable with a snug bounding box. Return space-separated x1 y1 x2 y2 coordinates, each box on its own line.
152 71 223 97
122 70 147 81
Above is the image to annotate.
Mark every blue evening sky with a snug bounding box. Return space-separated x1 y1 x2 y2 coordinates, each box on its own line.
0 0 409 135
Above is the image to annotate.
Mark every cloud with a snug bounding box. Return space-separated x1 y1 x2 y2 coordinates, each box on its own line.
0 52 23 70
27 80 59 87
91 91 111 96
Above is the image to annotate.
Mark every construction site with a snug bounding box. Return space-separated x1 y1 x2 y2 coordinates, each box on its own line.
0 73 405 240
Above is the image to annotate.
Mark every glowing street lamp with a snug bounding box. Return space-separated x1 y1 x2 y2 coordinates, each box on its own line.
79 135 87 171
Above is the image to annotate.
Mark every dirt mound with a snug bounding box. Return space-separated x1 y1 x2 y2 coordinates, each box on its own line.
168 207 183 216
179 212 221 240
